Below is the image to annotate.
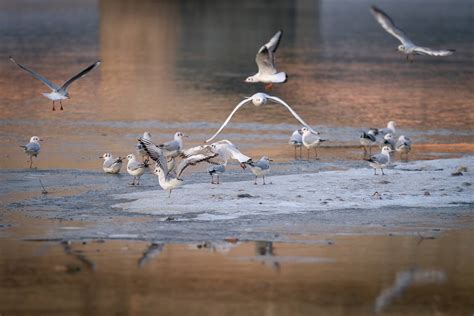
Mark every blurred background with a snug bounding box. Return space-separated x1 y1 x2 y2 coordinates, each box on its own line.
0 0 472 168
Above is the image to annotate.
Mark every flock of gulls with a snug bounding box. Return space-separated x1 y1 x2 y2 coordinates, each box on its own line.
17 6 453 196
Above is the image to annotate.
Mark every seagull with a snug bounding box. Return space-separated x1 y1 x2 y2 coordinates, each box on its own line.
378 121 396 136
99 153 123 174
126 154 148 185
360 128 379 157
137 137 182 197
370 6 455 62
245 30 288 90
289 129 303 159
9 57 101 111
382 133 396 150
157 132 187 158
136 132 152 161
365 146 393 175
153 166 183 198
206 93 317 143
20 136 42 168
178 140 252 184
249 156 273 185
301 127 327 160
395 135 412 161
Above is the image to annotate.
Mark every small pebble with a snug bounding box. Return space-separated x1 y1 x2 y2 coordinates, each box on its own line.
424 191 431 196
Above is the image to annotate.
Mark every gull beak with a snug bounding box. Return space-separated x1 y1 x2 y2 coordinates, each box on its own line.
98 156 103 159
239 163 247 169
39 139 44 141
269 159 274 162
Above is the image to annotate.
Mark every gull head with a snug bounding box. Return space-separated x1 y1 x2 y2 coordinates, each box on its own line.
244 76 256 83
387 121 396 129
397 45 405 52
153 166 164 176
381 146 394 154
100 153 112 159
297 129 303 135
175 131 187 139
383 133 393 141
126 154 136 160
262 156 273 162
301 127 320 136
30 136 42 143
251 93 267 106
143 131 152 140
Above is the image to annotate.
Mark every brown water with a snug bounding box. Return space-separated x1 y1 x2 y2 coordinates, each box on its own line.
0 0 473 169
1 222 473 316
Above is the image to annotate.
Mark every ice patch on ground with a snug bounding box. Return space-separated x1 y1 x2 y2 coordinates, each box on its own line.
113 157 473 221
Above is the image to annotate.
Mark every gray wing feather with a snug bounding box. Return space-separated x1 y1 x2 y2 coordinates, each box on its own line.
176 152 219 178
370 153 389 164
413 47 455 56
253 160 270 170
10 57 60 91
158 140 180 152
24 142 40 154
138 138 169 175
370 6 413 46
60 60 101 91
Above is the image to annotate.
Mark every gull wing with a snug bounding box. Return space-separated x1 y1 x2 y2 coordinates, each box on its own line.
370 6 414 46
9 57 60 91
266 95 318 134
176 150 219 178
205 97 252 143
138 137 169 175
255 30 283 75
413 47 455 56
60 60 101 92
368 153 389 164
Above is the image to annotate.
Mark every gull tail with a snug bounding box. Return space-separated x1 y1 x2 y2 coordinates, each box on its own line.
273 72 288 83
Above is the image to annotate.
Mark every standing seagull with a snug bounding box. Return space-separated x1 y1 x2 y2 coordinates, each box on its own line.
9 57 101 111
301 127 327 160
378 121 396 136
206 93 316 143
289 129 303 159
395 135 412 161
99 153 123 174
360 128 379 157
126 154 148 185
158 132 187 158
20 136 42 168
245 30 287 90
249 156 273 185
370 6 455 62
366 146 393 175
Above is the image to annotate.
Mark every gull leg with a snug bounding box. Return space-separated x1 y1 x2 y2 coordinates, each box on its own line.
369 145 372 156
254 176 258 185
210 175 214 184
299 146 302 159
60 100 64 111
307 149 310 160
136 176 140 185
265 83 273 91
130 176 135 186
168 190 172 198
52 101 56 111
374 168 377 175
217 175 220 184
381 168 385 175
362 145 367 158
314 148 319 160
29 157 33 169
294 147 297 160
263 175 266 185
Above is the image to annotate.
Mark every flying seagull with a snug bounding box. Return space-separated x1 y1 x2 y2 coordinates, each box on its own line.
9 57 101 110
205 93 316 143
245 30 288 90
370 6 455 62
